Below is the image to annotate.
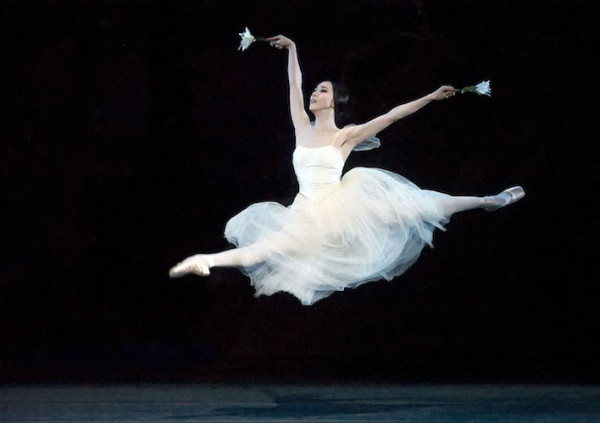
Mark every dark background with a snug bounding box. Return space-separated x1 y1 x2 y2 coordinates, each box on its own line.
0 0 597 383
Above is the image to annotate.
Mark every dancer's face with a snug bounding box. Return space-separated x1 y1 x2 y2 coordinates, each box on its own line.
309 81 334 111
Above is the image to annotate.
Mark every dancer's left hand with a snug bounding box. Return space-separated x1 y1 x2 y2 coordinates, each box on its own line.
428 85 459 101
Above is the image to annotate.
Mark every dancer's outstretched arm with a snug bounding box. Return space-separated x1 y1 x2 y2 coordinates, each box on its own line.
266 35 311 133
340 85 458 148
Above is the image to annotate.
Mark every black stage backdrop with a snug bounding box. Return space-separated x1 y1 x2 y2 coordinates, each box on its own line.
0 0 597 383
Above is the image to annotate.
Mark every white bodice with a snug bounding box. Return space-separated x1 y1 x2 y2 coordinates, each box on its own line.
292 145 344 202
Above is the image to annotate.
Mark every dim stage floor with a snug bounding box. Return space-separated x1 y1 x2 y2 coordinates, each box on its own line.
2 384 600 422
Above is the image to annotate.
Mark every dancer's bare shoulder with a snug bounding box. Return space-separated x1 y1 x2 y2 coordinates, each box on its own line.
296 125 341 148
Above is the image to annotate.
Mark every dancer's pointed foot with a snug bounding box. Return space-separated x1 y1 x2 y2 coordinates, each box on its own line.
169 255 214 278
484 186 526 211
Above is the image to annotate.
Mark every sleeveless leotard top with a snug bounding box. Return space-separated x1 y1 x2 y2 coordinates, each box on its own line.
292 145 344 203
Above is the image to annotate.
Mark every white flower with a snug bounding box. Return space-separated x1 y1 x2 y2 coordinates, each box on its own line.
238 27 256 51
475 80 491 96
461 80 492 96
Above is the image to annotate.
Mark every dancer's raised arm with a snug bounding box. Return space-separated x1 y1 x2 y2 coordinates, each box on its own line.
267 35 310 132
340 85 458 148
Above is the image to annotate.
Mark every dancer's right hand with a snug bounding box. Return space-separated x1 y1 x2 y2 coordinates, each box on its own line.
266 35 295 50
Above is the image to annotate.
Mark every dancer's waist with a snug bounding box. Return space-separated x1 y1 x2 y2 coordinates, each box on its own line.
298 180 340 202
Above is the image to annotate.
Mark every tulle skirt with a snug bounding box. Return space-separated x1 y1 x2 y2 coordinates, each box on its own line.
224 167 451 305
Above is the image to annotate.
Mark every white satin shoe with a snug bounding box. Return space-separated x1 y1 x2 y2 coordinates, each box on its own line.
484 186 525 211
169 255 215 278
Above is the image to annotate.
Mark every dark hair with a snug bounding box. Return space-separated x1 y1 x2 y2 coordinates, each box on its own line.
330 81 350 125
330 81 349 106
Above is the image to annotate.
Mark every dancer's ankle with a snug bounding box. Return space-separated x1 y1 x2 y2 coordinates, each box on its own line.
206 255 215 268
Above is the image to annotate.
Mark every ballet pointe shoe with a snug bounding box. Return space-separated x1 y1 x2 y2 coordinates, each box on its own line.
484 186 526 211
169 255 214 279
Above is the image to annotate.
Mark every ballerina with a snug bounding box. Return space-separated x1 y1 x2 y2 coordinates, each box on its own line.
169 34 525 305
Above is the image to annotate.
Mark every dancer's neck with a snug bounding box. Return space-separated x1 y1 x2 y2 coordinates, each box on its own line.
312 109 338 131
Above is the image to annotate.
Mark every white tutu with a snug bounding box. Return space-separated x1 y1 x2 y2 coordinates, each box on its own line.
224 145 451 305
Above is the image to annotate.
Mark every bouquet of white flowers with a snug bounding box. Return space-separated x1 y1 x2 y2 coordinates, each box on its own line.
237 27 266 51
460 80 492 96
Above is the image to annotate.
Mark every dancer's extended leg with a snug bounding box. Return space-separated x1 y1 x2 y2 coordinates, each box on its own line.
169 230 300 278
169 244 267 278
437 195 486 216
437 186 525 216
169 186 525 278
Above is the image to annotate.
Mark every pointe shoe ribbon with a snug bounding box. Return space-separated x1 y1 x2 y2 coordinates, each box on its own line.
485 186 525 211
